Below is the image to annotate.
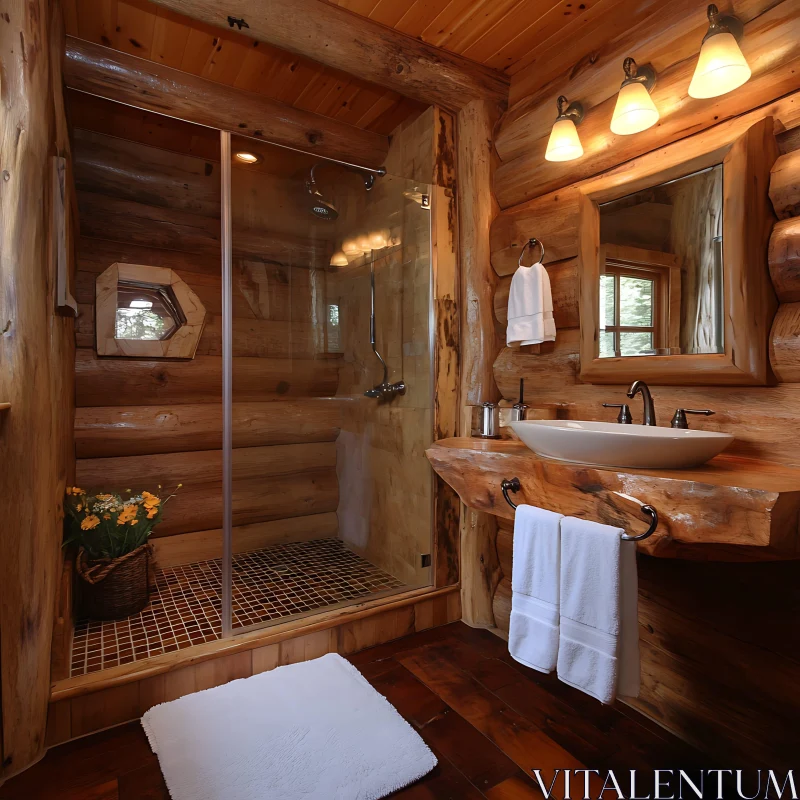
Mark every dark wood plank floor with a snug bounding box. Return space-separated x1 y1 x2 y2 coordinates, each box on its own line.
0 623 711 799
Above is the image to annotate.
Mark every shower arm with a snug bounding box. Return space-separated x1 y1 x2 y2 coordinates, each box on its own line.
307 162 385 194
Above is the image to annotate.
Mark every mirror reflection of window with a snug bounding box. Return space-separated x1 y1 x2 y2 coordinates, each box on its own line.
598 164 724 359
115 282 184 341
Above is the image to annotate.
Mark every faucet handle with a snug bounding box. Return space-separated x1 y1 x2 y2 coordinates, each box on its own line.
602 402 633 424
670 408 715 429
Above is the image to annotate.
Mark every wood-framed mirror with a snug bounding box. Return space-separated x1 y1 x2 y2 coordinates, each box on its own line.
578 117 779 385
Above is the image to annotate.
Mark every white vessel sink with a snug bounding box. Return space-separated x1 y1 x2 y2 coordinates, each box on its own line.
510 419 734 470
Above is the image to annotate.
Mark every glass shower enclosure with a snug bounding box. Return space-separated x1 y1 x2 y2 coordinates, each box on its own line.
220 131 435 636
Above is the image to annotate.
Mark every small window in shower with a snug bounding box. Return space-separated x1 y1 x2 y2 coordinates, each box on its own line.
327 302 342 353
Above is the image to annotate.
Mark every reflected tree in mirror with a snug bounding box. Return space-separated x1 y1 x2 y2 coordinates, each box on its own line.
115 283 183 341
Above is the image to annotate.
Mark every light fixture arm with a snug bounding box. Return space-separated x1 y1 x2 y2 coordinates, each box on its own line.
620 57 657 93
703 3 744 42
555 95 584 125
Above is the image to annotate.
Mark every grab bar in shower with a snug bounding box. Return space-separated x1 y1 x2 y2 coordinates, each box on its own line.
500 477 658 542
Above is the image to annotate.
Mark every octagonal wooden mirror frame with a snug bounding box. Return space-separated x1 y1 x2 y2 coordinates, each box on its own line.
95 263 206 358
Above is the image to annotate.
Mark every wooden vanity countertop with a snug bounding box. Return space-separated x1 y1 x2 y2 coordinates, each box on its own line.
426 437 800 560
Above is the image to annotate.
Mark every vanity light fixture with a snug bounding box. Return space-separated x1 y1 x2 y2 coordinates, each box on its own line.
341 239 361 257
688 4 751 99
544 95 585 162
368 229 390 250
610 58 659 135
329 250 349 267
233 151 261 165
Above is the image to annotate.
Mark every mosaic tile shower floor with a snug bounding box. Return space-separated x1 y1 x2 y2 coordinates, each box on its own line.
70 538 406 677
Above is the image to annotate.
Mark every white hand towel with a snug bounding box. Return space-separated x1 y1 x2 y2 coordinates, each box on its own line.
506 261 556 347
508 505 564 673
557 517 640 704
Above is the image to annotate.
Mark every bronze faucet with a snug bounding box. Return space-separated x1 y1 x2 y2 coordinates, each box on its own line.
627 380 656 426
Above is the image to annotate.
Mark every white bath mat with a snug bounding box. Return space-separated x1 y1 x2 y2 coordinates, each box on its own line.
141 652 436 800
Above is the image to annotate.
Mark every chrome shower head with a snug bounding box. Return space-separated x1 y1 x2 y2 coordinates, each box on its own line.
309 191 339 220
306 163 339 220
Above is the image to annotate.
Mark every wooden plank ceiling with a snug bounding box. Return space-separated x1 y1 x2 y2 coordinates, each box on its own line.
322 0 594 75
63 0 593 136
62 0 424 136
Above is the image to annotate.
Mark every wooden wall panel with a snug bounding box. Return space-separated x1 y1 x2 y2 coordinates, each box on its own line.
0 0 76 779
74 400 342 457
770 149 800 220
769 216 800 302
489 187 580 272
75 351 338 406
77 192 330 266
73 128 222 218
76 445 338 537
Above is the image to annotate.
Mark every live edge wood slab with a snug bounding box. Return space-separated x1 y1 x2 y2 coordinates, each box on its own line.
426 438 800 561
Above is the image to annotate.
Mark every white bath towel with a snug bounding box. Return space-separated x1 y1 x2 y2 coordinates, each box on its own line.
506 261 556 347
557 517 640 704
509 505 564 673
141 653 436 800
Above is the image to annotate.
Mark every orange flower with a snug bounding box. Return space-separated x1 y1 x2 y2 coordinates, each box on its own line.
117 504 138 525
81 515 100 530
146 507 158 519
142 491 161 510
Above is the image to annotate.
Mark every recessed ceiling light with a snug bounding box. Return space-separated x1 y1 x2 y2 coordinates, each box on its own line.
234 151 261 164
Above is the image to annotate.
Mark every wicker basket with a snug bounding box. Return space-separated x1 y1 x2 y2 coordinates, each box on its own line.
76 543 153 620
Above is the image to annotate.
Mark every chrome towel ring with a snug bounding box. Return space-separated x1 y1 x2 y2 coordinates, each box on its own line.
518 237 546 267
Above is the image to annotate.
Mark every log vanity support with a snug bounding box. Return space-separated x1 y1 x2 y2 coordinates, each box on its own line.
426 438 800 562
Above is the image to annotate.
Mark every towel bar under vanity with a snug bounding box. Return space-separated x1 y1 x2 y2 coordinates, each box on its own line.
500 477 659 542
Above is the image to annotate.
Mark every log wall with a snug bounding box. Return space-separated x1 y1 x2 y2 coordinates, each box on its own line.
0 0 76 781
482 10 800 769
69 119 343 572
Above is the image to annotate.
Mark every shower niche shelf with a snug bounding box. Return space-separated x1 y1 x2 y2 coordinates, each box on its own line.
426 438 800 561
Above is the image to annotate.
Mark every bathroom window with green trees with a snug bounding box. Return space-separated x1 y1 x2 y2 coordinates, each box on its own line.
599 265 664 358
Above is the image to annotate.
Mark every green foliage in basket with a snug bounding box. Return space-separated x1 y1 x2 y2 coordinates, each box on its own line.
64 485 180 560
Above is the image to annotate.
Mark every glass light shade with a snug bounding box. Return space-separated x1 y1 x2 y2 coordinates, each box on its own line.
356 234 372 253
610 81 660 135
329 250 349 267
688 32 751 99
342 238 361 256
234 151 260 164
368 229 389 249
544 118 584 162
